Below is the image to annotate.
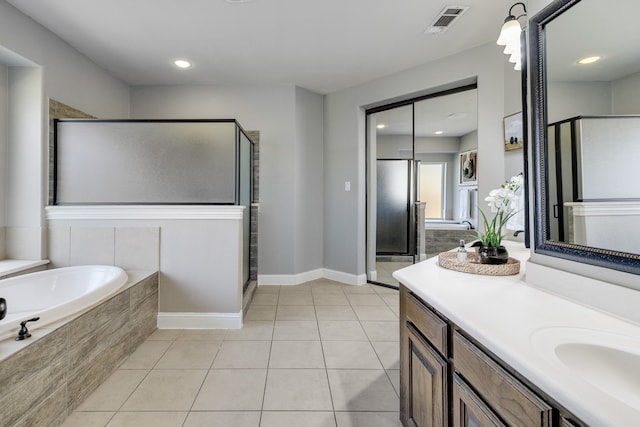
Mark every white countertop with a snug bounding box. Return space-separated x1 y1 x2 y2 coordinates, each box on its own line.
393 241 640 427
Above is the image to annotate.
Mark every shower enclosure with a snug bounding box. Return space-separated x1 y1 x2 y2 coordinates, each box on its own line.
53 119 255 288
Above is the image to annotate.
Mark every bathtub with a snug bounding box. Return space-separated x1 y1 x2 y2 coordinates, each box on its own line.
425 220 472 230
0 265 128 342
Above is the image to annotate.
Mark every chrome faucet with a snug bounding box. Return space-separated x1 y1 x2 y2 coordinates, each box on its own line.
461 220 473 230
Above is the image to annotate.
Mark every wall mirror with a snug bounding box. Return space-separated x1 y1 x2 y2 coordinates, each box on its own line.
530 0 640 275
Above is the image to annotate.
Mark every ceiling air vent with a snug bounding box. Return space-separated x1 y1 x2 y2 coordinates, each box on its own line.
426 6 470 34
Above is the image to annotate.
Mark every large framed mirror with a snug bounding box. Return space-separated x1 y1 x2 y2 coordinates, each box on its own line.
530 0 640 275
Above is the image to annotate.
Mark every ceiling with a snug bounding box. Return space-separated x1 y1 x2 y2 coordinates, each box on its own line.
544 0 640 83
373 88 477 137
5 0 509 94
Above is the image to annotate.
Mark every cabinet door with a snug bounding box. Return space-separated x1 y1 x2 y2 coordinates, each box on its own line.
401 323 448 427
453 373 507 427
453 332 554 427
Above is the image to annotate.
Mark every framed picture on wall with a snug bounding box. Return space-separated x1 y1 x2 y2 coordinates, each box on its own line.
459 149 477 185
503 111 524 151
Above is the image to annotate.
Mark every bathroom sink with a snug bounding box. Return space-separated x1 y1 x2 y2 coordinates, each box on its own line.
530 327 640 409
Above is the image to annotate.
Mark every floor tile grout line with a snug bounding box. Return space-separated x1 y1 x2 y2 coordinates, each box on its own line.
314 287 338 420
109 336 176 417
67 281 400 425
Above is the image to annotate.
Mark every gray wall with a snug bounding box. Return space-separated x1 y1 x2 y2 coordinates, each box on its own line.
613 71 640 115
294 86 324 274
548 81 612 122
129 84 324 277
0 0 129 259
0 64 6 258
324 42 506 278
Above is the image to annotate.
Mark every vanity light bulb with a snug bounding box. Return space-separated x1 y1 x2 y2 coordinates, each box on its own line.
497 18 521 46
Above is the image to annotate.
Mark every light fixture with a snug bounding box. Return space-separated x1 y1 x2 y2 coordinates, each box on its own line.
497 2 527 71
435 130 444 135
377 124 386 129
173 59 192 69
578 56 601 65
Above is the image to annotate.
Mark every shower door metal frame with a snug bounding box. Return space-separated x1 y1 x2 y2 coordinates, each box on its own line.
365 83 479 287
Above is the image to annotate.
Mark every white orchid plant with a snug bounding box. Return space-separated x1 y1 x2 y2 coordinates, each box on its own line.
477 174 523 247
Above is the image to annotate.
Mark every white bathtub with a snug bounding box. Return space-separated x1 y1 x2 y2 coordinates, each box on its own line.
425 220 472 230
0 265 128 342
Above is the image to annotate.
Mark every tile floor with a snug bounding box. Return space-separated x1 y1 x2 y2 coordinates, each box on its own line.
63 279 402 427
375 261 412 287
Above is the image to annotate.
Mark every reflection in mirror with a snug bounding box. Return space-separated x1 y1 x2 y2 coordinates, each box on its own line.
365 87 478 287
531 0 640 274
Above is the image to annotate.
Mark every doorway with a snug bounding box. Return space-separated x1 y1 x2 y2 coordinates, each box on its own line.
366 85 478 287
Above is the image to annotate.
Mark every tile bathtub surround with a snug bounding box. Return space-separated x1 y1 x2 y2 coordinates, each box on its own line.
63 279 402 427
0 272 158 427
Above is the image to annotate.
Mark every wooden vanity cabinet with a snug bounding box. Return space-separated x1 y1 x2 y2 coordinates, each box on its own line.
453 331 553 427
400 286 450 427
400 284 585 427
452 373 507 427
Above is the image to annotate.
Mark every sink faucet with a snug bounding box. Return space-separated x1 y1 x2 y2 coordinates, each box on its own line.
461 220 473 230
513 230 525 237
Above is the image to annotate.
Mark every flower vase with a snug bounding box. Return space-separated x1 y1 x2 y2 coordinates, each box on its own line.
478 245 509 265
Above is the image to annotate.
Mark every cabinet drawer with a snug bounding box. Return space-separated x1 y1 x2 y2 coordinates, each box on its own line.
401 287 448 356
453 331 553 427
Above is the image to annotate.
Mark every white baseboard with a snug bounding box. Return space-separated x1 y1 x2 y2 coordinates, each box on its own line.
157 312 242 329
258 268 367 286
323 268 367 286
258 269 323 286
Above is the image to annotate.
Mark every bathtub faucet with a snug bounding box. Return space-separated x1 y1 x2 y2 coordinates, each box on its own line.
15 317 40 341
461 220 473 230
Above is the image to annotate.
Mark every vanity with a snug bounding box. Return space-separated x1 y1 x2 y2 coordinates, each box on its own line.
394 241 640 427
395 0 640 425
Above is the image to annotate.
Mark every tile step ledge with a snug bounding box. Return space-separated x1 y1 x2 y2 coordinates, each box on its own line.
0 260 50 279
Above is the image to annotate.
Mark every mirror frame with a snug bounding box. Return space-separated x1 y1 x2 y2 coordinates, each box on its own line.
530 0 640 275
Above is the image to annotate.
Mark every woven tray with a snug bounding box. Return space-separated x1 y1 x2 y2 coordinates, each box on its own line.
438 251 520 276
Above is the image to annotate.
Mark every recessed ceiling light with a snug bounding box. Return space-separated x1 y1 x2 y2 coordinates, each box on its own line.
578 56 601 65
377 124 386 129
173 59 192 69
435 130 444 135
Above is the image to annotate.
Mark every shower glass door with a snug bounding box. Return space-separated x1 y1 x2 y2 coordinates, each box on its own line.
366 104 416 286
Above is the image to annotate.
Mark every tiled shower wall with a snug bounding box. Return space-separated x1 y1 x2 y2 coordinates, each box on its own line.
425 229 478 256
0 226 5 259
246 130 259 282
48 99 95 206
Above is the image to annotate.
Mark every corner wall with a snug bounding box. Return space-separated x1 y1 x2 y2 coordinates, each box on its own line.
324 42 506 278
0 64 7 258
129 84 325 281
0 1 130 260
